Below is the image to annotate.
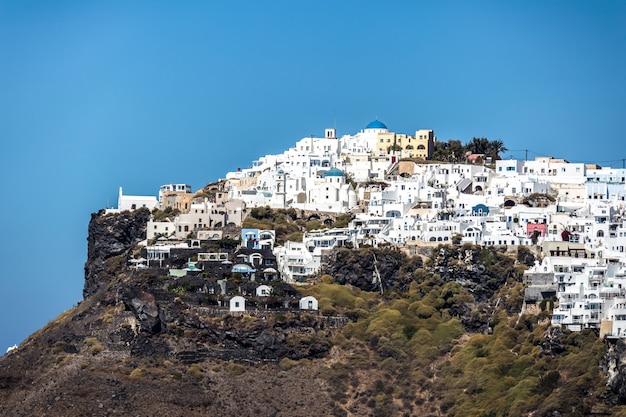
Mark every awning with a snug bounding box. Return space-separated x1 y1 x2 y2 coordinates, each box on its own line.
232 264 256 273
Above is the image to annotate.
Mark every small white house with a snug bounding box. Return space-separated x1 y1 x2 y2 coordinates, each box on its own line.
256 285 272 297
299 296 319 311
117 187 158 212
230 296 246 312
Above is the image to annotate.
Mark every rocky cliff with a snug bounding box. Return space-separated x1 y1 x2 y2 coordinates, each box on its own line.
83 208 151 298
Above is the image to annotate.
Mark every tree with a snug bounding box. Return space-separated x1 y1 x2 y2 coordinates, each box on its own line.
386 144 402 153
486 140 507 160
531 230 541 245
432 139 464 162
433 137 508 163
466 137 490 155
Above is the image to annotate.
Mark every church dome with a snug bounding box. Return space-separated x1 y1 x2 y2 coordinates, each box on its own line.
325 167 344 177
365 120 387 130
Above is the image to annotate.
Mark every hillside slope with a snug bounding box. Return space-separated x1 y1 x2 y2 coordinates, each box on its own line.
2 209 626 417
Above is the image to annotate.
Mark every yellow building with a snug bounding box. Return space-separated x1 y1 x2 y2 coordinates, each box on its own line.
375 128 435 160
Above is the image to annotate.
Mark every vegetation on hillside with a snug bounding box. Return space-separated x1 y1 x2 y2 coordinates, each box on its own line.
294 245 616 416
151 206 181 221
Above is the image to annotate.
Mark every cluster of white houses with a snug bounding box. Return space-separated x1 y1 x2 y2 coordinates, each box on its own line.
108 120 626 337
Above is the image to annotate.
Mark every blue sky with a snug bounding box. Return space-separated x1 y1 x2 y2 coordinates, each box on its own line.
1 1 625 350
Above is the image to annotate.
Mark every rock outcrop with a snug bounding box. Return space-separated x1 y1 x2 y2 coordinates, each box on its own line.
324 247 422 292
603 338 626 405
83 208 151 298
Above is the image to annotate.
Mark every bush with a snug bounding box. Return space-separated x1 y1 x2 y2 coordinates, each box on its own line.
187 363 203 378
84 337 103 355
279 357 299 371
129 367 145 379
227 363 246 376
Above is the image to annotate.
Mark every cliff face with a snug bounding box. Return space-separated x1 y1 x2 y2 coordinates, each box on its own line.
83 208 151 298
603 338 626 405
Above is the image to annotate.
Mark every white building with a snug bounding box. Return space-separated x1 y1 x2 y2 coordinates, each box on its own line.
230 296 246 312
108 187 158 213
586 167 626 201
339 120 388 155
299 296 319 311
256 285 272 297
273 240 320 283
294 167 357 213
158 184 192 204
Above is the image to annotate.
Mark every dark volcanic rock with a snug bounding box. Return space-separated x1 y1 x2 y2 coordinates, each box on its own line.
130 335 171 358
120 286 163 335
83 208 151 298
602 337 626 405
541 326 567 356
324 247 421 292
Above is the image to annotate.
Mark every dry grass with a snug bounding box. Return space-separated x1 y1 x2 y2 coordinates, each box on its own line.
84 337 103 355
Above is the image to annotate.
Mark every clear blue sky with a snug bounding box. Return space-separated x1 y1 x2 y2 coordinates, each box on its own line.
1 1 625 350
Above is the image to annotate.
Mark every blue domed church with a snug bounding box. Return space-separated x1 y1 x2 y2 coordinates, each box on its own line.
305 166 357 212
